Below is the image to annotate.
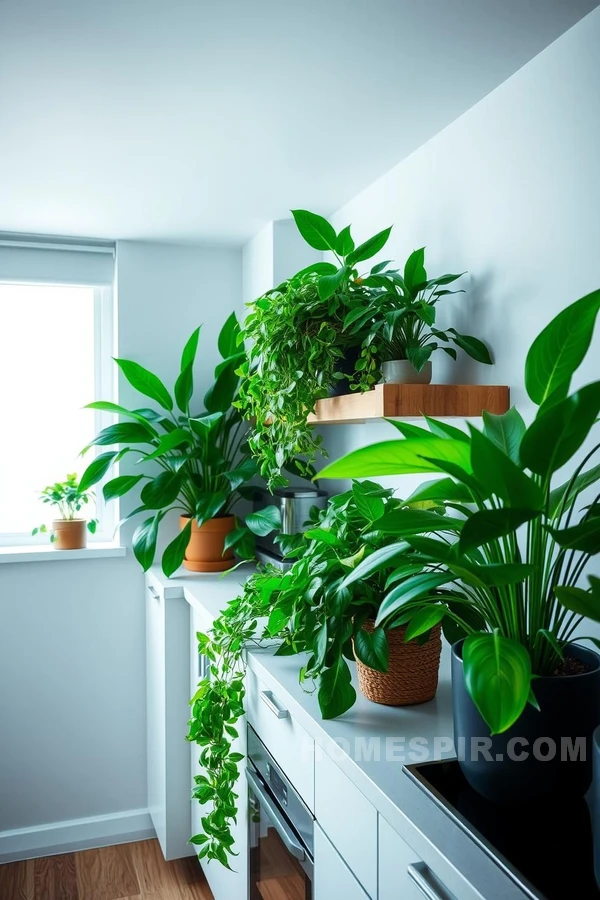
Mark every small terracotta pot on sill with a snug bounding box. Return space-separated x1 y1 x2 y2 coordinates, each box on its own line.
52 519 87 550
180 515 236 573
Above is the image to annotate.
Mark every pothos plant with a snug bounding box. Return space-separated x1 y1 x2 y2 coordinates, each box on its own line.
318 289 600 735
79 314 280 576
187 481 460 863
32 473 98 539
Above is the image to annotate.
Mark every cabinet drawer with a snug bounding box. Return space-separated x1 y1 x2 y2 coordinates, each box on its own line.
315 750 377 897
314 824 370 900
379 816 458 900
246 668 314 810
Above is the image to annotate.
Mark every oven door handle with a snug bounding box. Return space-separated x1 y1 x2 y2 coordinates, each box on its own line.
246 768 307 862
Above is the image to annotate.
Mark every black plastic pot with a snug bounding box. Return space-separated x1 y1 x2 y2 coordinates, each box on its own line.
328 346 361 397
451 639 600 806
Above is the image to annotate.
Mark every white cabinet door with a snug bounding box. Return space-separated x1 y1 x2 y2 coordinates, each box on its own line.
379 815 459 900
314 824 370 900
190 607 248 900
315 750 377 897
146 578 194 860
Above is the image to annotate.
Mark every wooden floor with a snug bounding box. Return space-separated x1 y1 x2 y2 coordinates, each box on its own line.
0 839 213 900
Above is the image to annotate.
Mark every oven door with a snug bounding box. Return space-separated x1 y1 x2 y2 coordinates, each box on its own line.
248 767 313 900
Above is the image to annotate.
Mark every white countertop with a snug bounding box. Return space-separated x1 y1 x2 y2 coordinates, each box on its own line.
148 564 528 900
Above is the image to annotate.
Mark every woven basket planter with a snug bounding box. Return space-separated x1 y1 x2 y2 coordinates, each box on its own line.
355 620 442 706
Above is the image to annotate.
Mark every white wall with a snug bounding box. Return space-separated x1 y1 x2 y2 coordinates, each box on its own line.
317 7 600 497
0 241 242 859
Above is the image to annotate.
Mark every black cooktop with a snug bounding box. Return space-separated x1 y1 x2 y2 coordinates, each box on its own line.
404 759 599 900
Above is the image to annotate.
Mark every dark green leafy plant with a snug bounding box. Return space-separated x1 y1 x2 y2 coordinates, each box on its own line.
79 314 279 576
32 473 98 539
318 289 600 735
344 247 493 371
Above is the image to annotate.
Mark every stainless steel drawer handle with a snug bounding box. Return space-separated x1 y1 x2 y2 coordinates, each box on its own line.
260 690 289 719
407 862 455 900
147 585 159 600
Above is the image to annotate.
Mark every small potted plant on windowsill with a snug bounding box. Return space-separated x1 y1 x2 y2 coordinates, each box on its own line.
32 473 98 549
79 313 280 576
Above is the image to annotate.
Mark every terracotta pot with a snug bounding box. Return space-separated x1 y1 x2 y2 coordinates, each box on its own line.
354 620 442 706
180 515 236 573
381 359 432 385
52 519 87 550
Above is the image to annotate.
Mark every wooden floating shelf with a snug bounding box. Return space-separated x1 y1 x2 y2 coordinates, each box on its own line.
307 383 510 425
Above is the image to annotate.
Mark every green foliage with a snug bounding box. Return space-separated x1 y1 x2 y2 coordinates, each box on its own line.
318 290 600 735
80 315 279 577
32 473 98 538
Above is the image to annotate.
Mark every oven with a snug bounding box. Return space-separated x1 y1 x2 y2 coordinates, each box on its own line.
247 725 314 900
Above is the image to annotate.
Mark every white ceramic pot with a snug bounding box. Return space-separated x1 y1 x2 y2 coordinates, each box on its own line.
381 360 432 385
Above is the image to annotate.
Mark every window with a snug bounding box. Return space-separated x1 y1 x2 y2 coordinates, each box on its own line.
0 237 115 545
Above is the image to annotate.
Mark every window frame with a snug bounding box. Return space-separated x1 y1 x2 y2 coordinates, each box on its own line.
0 281 117 547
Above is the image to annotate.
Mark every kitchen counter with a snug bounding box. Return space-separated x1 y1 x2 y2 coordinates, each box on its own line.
148 565 535 900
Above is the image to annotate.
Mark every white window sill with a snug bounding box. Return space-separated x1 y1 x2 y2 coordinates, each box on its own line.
0 543 127 564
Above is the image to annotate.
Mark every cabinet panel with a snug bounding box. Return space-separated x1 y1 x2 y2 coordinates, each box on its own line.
246 668 315 810
315 750 377 897
146 579 194 860
379 816 458 900
314 824 369 900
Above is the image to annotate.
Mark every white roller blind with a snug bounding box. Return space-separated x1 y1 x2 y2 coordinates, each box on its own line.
0 233 115 286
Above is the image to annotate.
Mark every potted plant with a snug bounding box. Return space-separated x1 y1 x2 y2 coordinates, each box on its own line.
317 289 600 806
79 313 280 576
238 210 399 487
343 246 493 384
186 483 452 865
32 474 98 549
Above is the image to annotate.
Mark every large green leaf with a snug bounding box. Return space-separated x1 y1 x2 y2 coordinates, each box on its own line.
317 437 472 480
195 491 229 525
87 422 155 449
317 657 356 719
335 225 355 257
555 585 600 622
181 326 201 370
189 412 224 442
520 382 600 478
141 471 182 509
546 517 600 554
352 486 385 522
376 573 452 626
317 266 349 301
218 313 241 360
132 512 165 571
222 458 257 491
448 329 492 364
549 463 600 518
469 426 543 510
246 506 281 537
406 477 473 505
291 209 338 252
115 358 173 411
403 247 426 292
204 359 239 413
525 290 600 406
462 632 532 734
79 451 118 491
482 407 526 464
143 428 191 459
85 401 159 433
459 508 539 553
162 519 192 577
346 227 393 267
423 416 470 442
354 627 389 672
448 560 534 588
378 508 463 536
341 542 410 589
404 606 446 641
174 363 194 414
103 474 145 501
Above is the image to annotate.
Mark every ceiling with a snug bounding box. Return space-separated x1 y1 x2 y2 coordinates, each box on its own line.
0 0 596 245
